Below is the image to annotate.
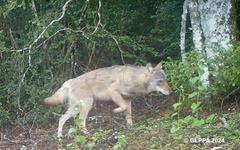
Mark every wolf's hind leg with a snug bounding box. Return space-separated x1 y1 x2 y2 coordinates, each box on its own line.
79 98 93 135
58 105 75 137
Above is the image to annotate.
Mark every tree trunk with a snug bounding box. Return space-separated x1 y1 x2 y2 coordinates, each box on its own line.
180 0 235 87
198 0 233 58
188 0 204 52
180 0 234 58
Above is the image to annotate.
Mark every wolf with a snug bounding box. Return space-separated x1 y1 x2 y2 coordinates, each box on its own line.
44 63 172 137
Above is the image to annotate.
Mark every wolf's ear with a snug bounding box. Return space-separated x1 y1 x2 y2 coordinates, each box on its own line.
154 62 162 70
146 63 153 72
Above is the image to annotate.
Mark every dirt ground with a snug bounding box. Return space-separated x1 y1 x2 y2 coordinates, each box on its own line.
0 96 176 150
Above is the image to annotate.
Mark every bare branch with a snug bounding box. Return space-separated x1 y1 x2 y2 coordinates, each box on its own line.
17 66 31 109
29 0 38 19
91 0 102 35
10 0 73 53
69 42 75 77
16 0 73 110
35 28 69 49
87 41 96 68
9 48 29 52
29 0 73 49
10 27 94 53
110 35 125 64
78 0 90 26
36 27 94 49
102 30 125 64
9 28 19 49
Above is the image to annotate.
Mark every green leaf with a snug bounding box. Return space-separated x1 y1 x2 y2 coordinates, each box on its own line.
173 134 183 140
171 112 178 118
170 125 180 134
197 85 207 91
189 77 199 85
87 142 96 150
74 135 87 145
113 134 127 150
68 127 77 135
188 92 198 99
190 102 201 113
191 118 205 127
172 102 182 110
206 114 217 123
66 143 73 149
183 115 194 124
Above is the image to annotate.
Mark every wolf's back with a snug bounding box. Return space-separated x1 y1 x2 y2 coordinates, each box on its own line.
44 85 68 106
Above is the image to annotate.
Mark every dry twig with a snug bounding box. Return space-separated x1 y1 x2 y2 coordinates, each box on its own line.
91 0 102 35
16 0 73 110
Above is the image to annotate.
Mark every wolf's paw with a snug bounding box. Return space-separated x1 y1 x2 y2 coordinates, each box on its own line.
81 128 91 137
57 133 63 138
113 107 127 113
126 119 133 125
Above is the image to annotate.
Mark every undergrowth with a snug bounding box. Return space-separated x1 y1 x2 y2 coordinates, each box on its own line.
59 44 240 149
60 112 240 150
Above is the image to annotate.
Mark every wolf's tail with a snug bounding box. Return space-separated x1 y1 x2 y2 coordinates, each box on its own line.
44 85 68 106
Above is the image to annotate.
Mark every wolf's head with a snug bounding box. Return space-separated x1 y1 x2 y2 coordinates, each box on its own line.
146 63 172 95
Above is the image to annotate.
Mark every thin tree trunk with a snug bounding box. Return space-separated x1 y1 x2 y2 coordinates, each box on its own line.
180 0 189 61
180 0 210 87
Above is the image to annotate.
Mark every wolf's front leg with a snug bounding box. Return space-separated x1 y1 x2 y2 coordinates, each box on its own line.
125 100 133 125
107 89 128 113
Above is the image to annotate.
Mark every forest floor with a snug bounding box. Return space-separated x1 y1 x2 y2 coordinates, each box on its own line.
0 96 240 150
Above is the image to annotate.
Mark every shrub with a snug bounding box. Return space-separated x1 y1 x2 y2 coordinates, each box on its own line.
164 43 240 111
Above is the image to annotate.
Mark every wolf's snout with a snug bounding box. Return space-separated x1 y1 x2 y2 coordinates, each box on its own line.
162 88 172 95
166 88 172 95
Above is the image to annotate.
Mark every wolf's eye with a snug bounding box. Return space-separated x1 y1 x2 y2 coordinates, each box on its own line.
158 80 163 84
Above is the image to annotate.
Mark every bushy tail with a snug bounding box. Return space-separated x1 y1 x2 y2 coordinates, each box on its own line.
44 86 68 106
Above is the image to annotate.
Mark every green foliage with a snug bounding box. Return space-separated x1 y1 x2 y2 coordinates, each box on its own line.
165 44 240 113
62 118 87 149
113 133 127 150
163 45 240 148
57 111 240 149
0 0 240 149
165 51 208 113
209 44 240 95
190 101 201 113
0 0 184 127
